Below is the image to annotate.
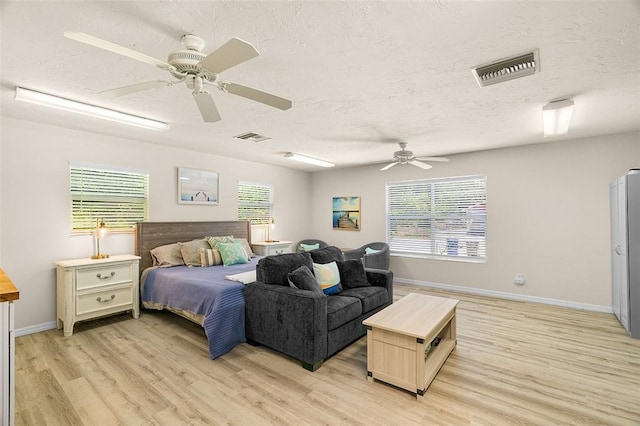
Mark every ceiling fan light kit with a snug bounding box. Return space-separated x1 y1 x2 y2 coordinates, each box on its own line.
63 32 292 123
284 152 335 168
543 99 574 137
14 87 169 131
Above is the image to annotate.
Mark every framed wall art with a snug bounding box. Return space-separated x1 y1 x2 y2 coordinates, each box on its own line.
332 196 361 230
178 167 219 205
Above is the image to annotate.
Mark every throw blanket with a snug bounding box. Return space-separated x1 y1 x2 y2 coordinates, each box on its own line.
141 258 259 359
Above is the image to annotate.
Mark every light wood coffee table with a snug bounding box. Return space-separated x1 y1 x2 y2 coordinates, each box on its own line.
363 293 459 398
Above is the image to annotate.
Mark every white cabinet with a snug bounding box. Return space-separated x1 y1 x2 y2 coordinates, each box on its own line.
1 269 19 426
55 255 140 337
251 241 293 256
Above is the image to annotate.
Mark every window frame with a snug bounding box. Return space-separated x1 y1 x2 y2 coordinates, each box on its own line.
385 174 487 262
69 162 149 234
237 180 274 225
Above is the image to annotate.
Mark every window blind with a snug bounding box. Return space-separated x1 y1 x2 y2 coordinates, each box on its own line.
70 164 149 232
237 181 273 224
386 175 487 260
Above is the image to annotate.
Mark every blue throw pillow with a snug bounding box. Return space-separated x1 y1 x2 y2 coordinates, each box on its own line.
217 242 249 266
299 243 320 252
365 247 381 255
313 261 341 295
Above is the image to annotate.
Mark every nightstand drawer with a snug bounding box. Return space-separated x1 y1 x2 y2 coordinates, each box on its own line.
76 285 133 316
76 263 133 290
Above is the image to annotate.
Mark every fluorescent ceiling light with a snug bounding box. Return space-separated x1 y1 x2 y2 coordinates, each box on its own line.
543 99 574 137
284 152 335 168
14 87 169 131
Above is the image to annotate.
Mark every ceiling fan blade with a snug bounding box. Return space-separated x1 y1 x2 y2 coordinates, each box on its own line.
99 80 176 98
193 91 221 122
417 156 449 162
380 162 399 171
199 38 259 74
64 32 176 72
219 82 292 110
410 160 433 170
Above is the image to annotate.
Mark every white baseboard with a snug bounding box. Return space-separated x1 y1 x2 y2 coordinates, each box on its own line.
395 277 612 313
15 321 57 337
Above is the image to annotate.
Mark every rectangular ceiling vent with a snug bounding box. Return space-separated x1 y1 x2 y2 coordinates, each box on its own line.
472 49 539 88
234 132 271 143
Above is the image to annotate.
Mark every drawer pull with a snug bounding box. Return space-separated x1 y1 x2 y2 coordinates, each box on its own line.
96 271 116 280
97 295 116 303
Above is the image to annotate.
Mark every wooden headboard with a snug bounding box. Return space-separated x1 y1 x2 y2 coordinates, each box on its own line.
135 221 251 272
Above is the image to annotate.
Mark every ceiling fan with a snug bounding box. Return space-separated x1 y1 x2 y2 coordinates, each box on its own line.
63 32 292 122
380 142 449 171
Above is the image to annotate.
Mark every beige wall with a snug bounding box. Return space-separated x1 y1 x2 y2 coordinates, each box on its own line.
309 132 639 309
0 117 311 331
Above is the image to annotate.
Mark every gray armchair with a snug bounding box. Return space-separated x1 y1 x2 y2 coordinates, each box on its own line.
343 242 390 270
295 239 329 252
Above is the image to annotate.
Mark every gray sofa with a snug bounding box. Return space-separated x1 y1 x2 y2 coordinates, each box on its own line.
244 247 393 371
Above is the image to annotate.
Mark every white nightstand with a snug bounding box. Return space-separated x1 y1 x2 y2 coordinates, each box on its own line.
251 241 293 256
55 254 140 336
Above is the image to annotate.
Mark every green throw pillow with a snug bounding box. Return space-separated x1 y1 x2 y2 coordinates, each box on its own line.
313 261 341 295
217 242 249 266
365 247 381 255
206 235 235 249
300 243 320 252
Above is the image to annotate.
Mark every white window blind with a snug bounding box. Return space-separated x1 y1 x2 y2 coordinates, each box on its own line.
70 164 149 232
238 181 273 224
386 175 487 260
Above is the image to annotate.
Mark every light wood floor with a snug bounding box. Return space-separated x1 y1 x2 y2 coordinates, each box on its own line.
15 283 640 425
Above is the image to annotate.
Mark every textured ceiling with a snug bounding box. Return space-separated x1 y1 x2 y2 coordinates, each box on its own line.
1 1 639 171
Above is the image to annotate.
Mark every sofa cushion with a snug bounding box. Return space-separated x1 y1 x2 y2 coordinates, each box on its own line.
309 246 344 264
339 286 389 313
326 295 362 331
288 265 323 293
257 252 314 286
313 261 342 295
336 259 369 289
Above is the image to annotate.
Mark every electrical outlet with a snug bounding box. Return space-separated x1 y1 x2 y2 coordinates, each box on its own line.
514 273 525 285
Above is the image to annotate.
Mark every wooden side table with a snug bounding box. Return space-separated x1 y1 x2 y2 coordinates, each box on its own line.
363 293 459 398
55 254 140 336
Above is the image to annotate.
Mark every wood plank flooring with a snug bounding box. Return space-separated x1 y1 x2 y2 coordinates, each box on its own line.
15 283 640 425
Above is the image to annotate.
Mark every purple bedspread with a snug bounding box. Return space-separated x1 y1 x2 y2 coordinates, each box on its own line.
141 258 259 359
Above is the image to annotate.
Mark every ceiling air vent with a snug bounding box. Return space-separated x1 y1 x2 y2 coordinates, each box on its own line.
234 132 271 143
472 49 539 88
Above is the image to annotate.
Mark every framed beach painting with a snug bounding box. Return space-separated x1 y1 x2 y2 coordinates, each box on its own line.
332 196 361 230
178 167 219 205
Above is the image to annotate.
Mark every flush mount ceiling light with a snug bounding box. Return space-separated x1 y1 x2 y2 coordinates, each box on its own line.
284 152 335 168
543 99 574 137
14 87 169 131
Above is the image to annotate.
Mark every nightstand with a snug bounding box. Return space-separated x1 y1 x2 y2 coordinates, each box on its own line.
55 254 140 336
251 241 293 256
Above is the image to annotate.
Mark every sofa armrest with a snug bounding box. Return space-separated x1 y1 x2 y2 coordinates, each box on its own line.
244 281 328 365
365 268 394 303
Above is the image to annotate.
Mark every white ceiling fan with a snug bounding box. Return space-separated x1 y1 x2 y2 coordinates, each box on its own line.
63 32 292 122
380 142 449 171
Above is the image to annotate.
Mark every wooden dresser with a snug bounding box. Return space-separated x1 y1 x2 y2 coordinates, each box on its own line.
55 255 140 337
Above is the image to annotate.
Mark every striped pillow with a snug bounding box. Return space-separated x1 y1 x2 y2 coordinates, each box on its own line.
200 247 223 267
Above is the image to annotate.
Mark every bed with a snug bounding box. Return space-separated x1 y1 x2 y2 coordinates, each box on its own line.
135 221 259 359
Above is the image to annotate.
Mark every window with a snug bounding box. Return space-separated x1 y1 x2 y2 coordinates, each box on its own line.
386 175 486 260
237 181 273 224
70 163 149 233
